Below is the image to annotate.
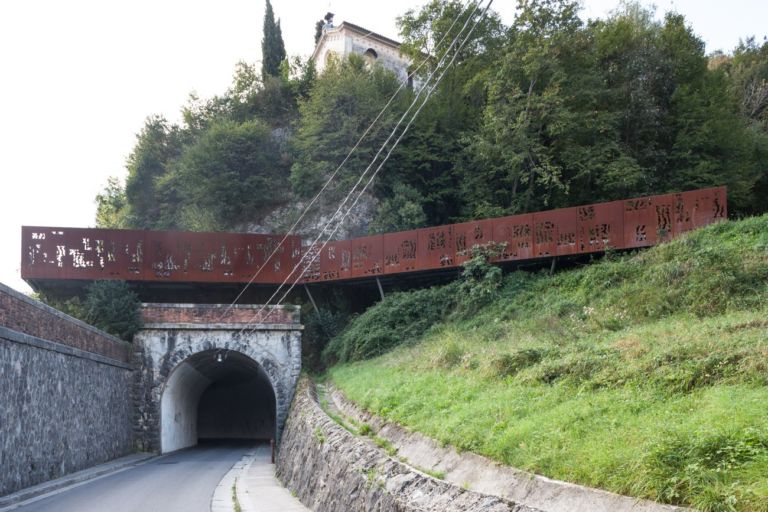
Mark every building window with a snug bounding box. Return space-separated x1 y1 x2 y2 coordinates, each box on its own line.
363 48 378 66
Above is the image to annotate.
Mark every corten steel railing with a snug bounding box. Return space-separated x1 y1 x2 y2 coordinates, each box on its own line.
21 186 726 286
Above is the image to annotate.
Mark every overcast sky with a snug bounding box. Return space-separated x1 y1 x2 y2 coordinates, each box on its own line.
1 0 766 294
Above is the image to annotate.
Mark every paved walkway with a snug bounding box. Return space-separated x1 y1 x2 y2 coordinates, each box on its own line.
213 443 308 512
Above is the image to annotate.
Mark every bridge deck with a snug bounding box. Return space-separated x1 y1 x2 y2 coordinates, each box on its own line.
21 187 726 291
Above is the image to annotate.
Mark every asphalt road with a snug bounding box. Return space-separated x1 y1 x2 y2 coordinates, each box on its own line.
12 442 255 512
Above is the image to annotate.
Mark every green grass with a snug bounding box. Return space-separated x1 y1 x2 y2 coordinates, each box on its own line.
327 215 768 512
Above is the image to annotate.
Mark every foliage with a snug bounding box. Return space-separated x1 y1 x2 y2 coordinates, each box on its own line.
368 183 427 233
289 54 406 199
323 281 460 364
302 309 348 372
328 214 768 511
103 0 767 233
82 281 142 341
457 242 504 312
173 119 289 229
36 281 141 342
95 177 129 228
123 116 183 228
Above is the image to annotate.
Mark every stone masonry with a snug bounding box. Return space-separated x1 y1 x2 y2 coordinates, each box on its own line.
277 378 542 512
0 283 133 497
132 303 302 453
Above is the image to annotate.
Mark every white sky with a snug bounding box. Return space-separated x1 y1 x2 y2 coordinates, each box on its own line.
1 0 765 294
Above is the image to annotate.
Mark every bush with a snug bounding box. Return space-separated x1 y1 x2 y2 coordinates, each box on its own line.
489 348 548 378
82 281 141 341
457 243 504 313
302 309 348 372
323 282 459 363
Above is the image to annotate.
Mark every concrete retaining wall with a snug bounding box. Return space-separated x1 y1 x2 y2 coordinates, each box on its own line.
276 378 540 512
0 284 133 497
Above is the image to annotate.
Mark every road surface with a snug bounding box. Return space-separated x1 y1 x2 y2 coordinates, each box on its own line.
12 442 253 512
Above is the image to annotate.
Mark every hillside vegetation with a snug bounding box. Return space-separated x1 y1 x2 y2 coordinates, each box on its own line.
327 216 768 512
97 0 768 233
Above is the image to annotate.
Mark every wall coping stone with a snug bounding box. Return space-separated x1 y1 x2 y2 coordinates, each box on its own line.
141 323 303 330
0 281 126 346
140 302 300 326
0 325 132 371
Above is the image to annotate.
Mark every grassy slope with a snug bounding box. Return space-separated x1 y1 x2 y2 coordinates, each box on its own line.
327 216 768 512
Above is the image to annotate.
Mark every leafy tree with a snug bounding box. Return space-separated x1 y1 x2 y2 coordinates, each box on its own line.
82 281 141 341
95 177 129 228
124 116 183 228
390 0 506 224
261 0 286 80
369 183 427 233
36 281 141 342
175 119 289 229
289 54 406 199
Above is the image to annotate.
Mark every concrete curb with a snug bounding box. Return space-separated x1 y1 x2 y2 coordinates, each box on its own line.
210 449 256 512
0 452 156 511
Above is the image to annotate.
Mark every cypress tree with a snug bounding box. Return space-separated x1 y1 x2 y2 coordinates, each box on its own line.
261 0 286 79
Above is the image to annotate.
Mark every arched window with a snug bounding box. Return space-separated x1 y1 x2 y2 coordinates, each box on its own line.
363 48 378 66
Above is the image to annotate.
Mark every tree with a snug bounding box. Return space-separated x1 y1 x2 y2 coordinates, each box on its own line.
290 55 405 199
95 177 129 228
369 183 427 233
261 0 286 80
393 0 506 224
175 119 289 229
124 116 182 228
83 281 141 341
463 0 611 215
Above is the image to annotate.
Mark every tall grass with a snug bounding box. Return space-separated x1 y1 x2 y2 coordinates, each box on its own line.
327 215 768 511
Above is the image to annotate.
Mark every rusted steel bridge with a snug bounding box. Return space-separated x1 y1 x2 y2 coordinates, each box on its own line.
21 187 726 294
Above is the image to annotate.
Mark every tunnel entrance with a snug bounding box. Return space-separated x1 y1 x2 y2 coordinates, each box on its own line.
160 349 276 453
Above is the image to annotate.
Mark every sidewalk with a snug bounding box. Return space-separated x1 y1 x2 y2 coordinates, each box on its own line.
0 452 155 511
212 444 308 512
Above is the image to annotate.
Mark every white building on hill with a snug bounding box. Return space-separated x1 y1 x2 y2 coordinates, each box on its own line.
311 19 413 86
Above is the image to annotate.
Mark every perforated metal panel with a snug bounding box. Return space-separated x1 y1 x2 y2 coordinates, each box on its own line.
22 187 727 287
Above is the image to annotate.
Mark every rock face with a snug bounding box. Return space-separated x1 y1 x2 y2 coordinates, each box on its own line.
243 192 379 241
0 284 133 497
276 379 541 512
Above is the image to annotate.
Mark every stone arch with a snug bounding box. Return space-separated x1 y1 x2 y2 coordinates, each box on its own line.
159 348 278 453
132 309 302 454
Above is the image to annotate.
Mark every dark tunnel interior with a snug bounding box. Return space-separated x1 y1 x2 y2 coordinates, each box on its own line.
161 349 276 452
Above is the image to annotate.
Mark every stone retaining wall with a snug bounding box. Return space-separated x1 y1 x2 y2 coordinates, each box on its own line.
326 385 687 512
276 378 540 512
0 314 133 496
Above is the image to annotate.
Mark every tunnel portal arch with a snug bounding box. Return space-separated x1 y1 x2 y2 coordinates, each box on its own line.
160 349 277 453
132 304 302 453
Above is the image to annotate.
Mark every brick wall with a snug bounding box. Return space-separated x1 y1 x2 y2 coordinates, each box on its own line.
140 303 300 326
0 283 129 362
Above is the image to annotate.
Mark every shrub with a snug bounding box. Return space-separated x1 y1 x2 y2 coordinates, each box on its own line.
82 280 141 341
303 309 348 372
489 348 548 378
323 282 459 363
